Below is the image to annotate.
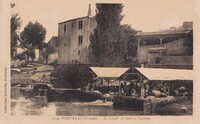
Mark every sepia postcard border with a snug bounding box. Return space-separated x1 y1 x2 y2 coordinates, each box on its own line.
1 0 200 124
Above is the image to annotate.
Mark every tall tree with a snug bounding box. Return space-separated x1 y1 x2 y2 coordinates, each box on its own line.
20 21 46 62
90 4 124 66
90 4 138 66
10 3 22 59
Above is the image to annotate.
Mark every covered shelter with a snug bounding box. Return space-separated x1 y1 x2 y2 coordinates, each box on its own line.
134 68 193 97
89 67 130 86
135 67 193 81
88 67 142 94
90 67 130 78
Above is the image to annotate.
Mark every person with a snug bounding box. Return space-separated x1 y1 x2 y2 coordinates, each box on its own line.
120 82 124 93
123 81 128 95
127 83 133 96
88 82 93 91
144 83 149 97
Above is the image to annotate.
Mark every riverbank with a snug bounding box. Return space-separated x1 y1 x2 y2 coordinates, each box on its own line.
11 63 54 87
155 96 192 115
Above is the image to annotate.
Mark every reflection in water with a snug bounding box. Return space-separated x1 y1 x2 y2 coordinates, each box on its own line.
11 98 143 116
11 85 143 116
11 97 52 116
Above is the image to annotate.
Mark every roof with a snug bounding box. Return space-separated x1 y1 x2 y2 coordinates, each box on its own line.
135 68 193 81
58 16 91 24
90 67 130 78
135 29 190 37
48 36 58 45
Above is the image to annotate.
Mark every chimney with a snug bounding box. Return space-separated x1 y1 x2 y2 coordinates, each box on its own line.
87 4 92 17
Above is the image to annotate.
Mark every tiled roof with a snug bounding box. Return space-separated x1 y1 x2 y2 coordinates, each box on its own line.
58 16 92 24
136 29 191 36
47 36 59 47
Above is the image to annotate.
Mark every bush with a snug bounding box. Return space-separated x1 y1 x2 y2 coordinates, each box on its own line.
51 64 92 88
14 52 26 61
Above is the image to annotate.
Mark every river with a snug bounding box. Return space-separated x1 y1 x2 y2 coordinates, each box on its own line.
11 65 144 116
11 90 143 116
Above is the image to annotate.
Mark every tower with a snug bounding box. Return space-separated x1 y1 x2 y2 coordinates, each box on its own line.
87 4 92 17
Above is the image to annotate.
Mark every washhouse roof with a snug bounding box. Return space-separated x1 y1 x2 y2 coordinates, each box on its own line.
135 68 193 81
90 67 130 78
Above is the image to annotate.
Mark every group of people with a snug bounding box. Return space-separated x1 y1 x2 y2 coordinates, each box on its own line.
119 81 140 96
119 81 168 97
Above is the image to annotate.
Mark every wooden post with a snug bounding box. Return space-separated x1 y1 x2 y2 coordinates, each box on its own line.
159 37 163 45
140 79 145 98
137 38 141 59
108 78 110 86
119 80 121 92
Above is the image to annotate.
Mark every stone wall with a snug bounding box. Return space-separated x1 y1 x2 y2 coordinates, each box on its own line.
48 52 58 64
137 38 190 63
160 56 192 65
147 64 193 69
148 55 192 65
147 55 193 69
39 50 46 64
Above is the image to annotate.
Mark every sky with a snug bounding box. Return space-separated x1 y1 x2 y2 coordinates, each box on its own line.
12 0 197 43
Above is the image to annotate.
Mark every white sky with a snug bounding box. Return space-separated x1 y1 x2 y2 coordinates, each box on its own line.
12 0 197 42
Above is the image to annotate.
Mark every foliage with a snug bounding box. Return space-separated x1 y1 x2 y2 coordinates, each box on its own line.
90 4 138 66
118 25 138 63
20 21 46 49
20 21 46 62
14 51 26 60
10 3 22 58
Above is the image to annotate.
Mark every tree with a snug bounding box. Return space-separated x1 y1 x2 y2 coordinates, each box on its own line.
90 4 138 66
10 3 22 59
89 4 124 66
20 21 46 62
20 21 46 49
115 25 138 64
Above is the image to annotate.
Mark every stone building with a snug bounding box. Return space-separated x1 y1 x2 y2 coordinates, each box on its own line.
135 22 193 69
57 4 96 64
39 36 59 64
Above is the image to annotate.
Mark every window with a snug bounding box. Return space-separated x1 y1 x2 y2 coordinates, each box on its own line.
78 35 83 45
78 20 83 30
78 50 81 55
64 43 66 47
64 25 66 33
155 55 161 64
